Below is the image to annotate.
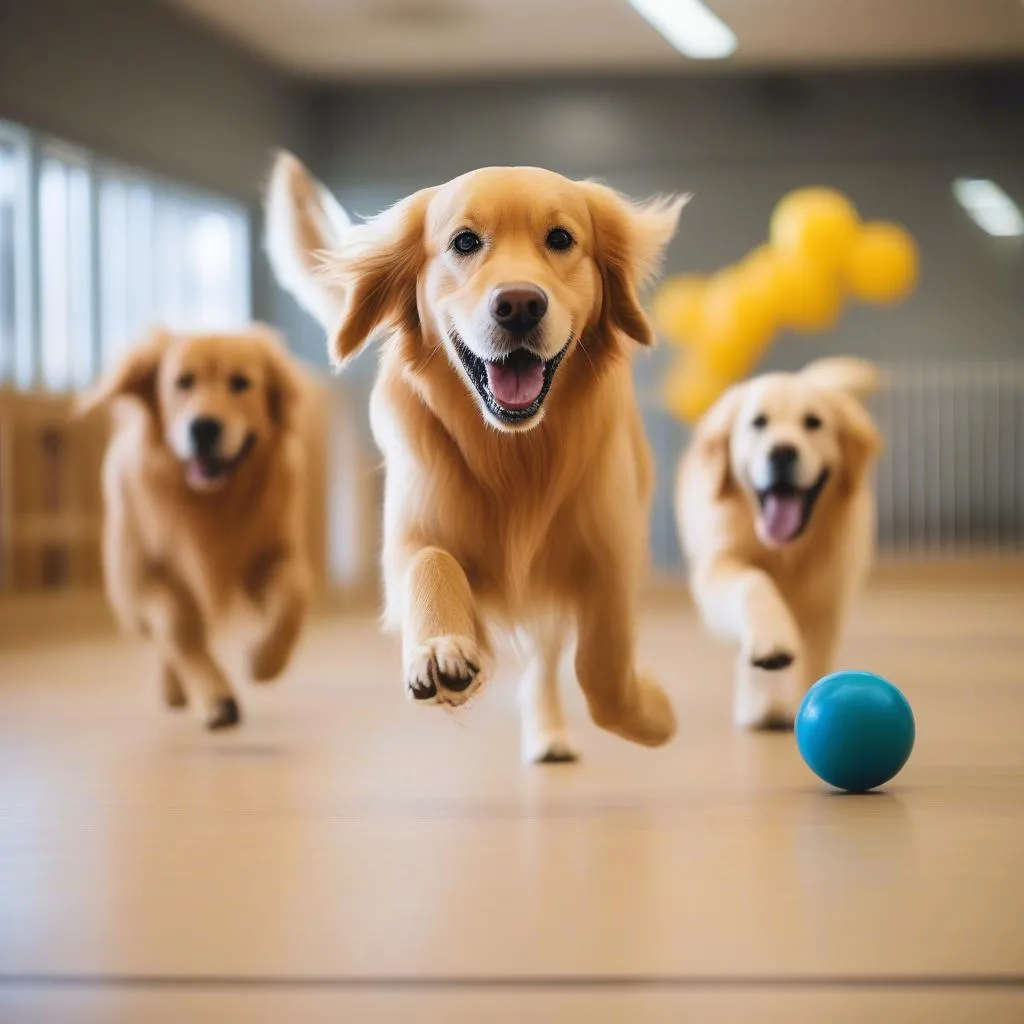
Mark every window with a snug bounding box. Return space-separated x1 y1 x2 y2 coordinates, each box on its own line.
98 166 250 370
0 137 17 382
0 119 252 392
97 175 138 371
38 145 94 391
0 124 30 388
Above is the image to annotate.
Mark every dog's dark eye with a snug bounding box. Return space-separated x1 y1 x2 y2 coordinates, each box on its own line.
546 227 574 252
451 230 482 255
176 372 195 391
803 412 823 431
752 413 769 430
228 373 252 394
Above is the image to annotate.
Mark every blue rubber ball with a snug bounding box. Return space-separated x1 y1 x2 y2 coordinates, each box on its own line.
796 671 915 793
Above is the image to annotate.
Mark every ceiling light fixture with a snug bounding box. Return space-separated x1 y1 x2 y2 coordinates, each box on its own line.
953 178 1024 238
627 0 737 60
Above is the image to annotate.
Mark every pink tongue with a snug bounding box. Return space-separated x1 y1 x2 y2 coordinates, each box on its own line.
485 359 544 410
760 494 804 544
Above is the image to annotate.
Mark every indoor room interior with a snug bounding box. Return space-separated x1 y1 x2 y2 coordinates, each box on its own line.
1 0 1023 1020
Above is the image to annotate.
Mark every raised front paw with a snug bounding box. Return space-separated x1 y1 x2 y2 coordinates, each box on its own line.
751 649 795 672
405 635 483 707
733 653 802 732
743 606 802 673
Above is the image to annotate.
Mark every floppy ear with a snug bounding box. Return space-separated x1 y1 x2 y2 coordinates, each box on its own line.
264 151 351 331
322 188 434 367
692 383 744 500
251 325 307 433
75 329 171 418
831 390 883 495
580 181 688 347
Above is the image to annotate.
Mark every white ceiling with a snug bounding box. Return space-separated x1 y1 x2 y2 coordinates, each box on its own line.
168 0 1024 80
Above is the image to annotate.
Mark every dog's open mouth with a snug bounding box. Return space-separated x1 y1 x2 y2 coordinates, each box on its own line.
185 434 256 489
452 335 569 425
756 469 830 546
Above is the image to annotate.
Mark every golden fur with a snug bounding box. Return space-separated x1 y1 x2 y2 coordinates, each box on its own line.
80 325 311 730
676 357 882 729
266 152 685 762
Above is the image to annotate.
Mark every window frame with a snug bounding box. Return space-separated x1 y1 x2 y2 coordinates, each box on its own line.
0 119 35 389
95 156 252 354
0 120 253 392
36 137 98 392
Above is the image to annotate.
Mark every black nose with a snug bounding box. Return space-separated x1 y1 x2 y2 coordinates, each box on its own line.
190 417 222 455
769 444 799 480
489 283 548 334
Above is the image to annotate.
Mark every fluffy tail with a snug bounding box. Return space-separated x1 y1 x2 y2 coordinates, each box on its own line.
799 356 882 401
264 150 351 329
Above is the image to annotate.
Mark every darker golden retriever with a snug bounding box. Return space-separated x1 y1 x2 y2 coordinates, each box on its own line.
80 325 311 729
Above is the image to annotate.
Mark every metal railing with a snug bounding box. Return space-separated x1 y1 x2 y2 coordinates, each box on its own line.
873 361 1023 557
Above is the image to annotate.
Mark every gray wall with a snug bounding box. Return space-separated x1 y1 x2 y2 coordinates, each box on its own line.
310 68 1024 567
0 0 321 355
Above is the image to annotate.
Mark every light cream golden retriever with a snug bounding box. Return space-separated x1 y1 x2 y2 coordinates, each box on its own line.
676 357 882 730
80 326 311 730
266 153 685 762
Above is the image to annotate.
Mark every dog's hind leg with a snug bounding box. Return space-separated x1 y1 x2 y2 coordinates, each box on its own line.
517 614 578 765
574 583 676 748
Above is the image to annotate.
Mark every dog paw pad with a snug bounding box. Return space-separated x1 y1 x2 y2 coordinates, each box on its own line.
536 742 579 764
207 697 241 730
751 649 795 671
405 635 482 706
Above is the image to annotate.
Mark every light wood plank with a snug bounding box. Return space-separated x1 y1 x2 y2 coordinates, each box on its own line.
0 576 1021 1019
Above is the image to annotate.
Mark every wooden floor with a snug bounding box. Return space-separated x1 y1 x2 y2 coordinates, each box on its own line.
1 573 1023 1022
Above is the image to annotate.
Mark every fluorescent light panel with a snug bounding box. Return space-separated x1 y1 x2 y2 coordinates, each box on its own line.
628 0 737 60
952 178 1024 238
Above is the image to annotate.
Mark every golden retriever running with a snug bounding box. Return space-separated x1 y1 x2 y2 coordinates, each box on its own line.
676 357 882 730
80 326 311 729
266 153 685 762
